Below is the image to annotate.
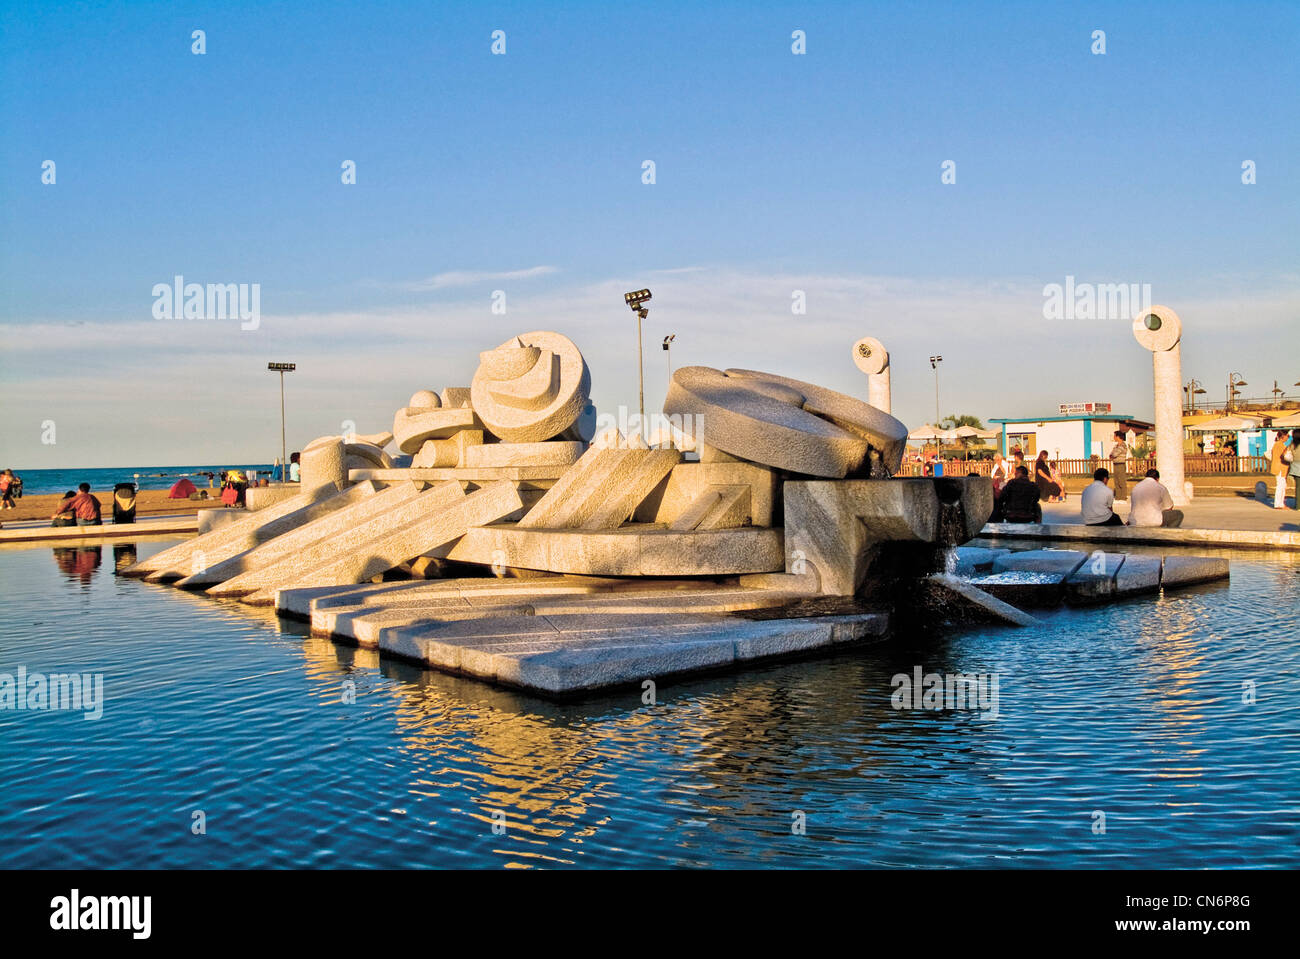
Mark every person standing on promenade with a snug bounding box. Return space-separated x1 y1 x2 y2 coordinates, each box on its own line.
990 453 1008 493
51 482 103 526
288 451 301 483
1081 467 1123 526
1109 431 1130 500
1128 469 1183 528
1291 430 1300 511
1011 450 1026 483
1270 430 1293 509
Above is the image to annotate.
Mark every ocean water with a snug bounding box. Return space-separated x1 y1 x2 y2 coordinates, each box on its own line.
0 539 1297 869
3 465 276 496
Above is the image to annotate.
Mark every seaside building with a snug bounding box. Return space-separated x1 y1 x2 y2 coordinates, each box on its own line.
989 405 1153 461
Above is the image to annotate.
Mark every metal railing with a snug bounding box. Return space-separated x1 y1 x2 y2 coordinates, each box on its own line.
901 455 1269 478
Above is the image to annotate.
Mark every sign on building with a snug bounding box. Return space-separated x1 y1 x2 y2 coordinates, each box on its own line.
1058 402 1112 415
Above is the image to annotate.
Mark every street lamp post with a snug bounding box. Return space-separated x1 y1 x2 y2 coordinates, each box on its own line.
267 362 296 481
1183 378 1206 413
662 333 676 392
624 290 652 436
1227 372 1247 413
929 355 943 423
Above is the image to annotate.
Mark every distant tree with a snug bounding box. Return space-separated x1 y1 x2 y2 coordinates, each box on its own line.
939 414 986 457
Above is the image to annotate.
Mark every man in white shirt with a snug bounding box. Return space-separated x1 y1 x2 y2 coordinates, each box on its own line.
1080 467 1123 526
1127 469 1183 527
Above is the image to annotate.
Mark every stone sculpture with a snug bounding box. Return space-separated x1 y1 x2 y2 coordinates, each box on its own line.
663 366 908 478
1132 305 1189 505
470 331 594 442
121 325 1226 698
852 336 891 414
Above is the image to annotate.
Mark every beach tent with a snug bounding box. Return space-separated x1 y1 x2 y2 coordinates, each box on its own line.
907 424 945 441
1268 411 1300 429
168 477 197 499
1185 415 1263 432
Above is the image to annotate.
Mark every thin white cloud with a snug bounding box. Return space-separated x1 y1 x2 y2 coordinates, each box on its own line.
397 265 558 292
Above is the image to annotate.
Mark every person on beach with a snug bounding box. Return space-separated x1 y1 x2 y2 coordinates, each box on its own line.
1128 469 1183 528
1270 430 1293 509
1108 431 1129 500
0 469 22 508
1034 451 1062 502
221 470 246 507
289 451 301 483
1000 466 1042 523
1081 467 1123 526
51 482 102 526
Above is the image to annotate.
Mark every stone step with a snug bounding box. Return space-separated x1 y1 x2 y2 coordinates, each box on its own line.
437 525 785 576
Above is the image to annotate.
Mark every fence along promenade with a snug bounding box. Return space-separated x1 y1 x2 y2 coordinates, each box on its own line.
902 454 1269 478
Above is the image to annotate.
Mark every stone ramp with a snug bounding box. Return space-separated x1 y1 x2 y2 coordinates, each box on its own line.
200 482 445 596
130 482 374 581
519 446 680 529
241 480 525 606
121 482 342 577
177 481 426 590
923 574 1040 626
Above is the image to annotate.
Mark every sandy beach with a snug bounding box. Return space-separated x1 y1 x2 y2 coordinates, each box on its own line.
1 488 231 524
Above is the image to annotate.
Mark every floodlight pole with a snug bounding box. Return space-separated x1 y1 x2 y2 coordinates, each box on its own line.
279 370 286 477
637 309 646 432
268 362 296 481
623 290 652 437
930 355 943 423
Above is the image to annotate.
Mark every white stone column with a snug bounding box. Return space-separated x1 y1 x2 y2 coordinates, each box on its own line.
853 336 891 414
1132 306 1189 505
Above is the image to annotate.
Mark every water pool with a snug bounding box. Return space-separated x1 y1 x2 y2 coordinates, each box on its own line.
1 539 1297 868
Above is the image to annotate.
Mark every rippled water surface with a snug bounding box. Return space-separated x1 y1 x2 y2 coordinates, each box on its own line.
1 540 1297 868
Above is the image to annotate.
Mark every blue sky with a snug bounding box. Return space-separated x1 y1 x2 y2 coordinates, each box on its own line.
2 0 1297 466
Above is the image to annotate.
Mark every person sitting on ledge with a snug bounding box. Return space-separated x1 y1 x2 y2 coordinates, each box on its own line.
1081 467 1123 526
1128 468 1183 528
51 482 102 526
51 490 78 527
999 465 1042 523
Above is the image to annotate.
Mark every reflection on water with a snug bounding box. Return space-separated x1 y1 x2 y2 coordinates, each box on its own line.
52 546 101 586
0 538 1297 868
